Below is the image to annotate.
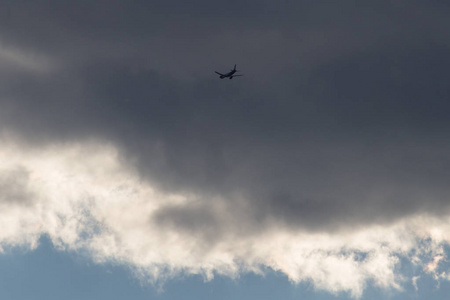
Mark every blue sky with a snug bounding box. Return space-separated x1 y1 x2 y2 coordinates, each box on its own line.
0 237 449 300
1 1 450 299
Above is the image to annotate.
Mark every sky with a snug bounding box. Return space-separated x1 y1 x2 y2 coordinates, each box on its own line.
0 1 450 299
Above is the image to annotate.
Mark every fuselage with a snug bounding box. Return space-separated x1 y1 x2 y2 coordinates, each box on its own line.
220 69 236 78
216 65 239 79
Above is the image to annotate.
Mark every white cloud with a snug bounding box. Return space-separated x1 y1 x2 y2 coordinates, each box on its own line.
412 275 420 291
0 136 449 298
0 41 55 74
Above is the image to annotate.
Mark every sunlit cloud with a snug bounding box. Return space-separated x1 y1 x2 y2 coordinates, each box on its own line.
0 136 449 298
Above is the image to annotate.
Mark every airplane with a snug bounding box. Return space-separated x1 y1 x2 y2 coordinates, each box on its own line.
215 64 243 79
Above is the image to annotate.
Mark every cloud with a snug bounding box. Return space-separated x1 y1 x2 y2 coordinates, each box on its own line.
0 136 449 298
1 1 450 298
0 166 33 205
0 42 54 74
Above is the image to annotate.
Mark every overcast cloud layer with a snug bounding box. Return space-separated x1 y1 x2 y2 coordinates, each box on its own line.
1 1 450 297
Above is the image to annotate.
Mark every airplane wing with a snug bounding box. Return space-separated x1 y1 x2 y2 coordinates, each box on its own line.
233 74 243 77
215 71 225 76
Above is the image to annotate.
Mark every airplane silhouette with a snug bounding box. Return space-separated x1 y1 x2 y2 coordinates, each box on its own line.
215 64 243 79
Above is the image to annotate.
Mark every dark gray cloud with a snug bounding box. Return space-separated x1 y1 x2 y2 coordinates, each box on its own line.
1 0 450 233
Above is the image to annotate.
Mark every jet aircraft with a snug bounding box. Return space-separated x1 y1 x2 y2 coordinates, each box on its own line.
215 64 243 79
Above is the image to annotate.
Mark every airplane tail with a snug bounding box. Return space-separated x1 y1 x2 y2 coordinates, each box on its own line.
234 64 236 70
